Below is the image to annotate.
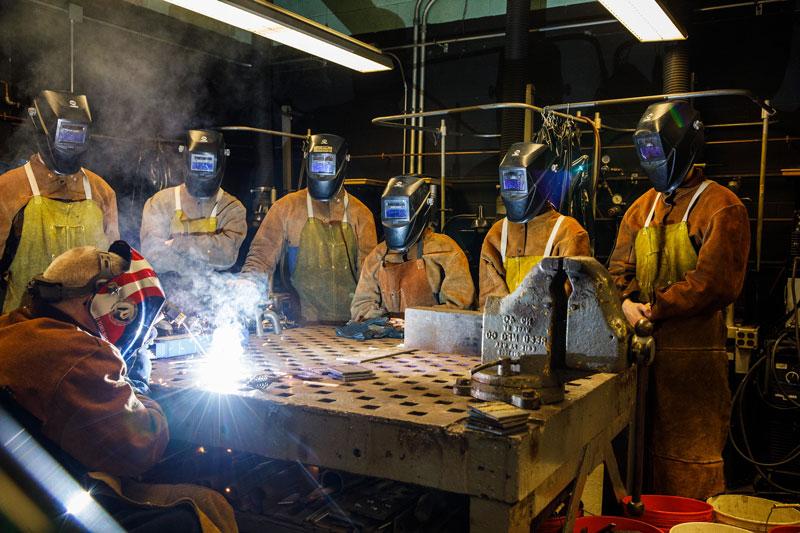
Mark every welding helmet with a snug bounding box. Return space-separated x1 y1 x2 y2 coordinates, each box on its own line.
29 90 91 175
633 100 704 194
382 176 434 253
499 142 557 224
305 134 349 201
181 130 229 199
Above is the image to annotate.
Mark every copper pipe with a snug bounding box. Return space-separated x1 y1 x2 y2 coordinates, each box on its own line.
1 81 21 108
756 103 770 272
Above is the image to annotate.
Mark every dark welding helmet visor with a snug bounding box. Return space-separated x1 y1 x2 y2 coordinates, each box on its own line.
633 100 704 194
30 90 91 175
382 176 433 253
306 134 348 201
182 130 228 199
499 142 556 224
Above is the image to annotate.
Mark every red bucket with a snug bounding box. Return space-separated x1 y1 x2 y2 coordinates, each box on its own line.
624 495 714 532
769 528 800 533
573 516 663 533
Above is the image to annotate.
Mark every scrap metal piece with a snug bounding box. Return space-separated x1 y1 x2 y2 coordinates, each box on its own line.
404 307 483 356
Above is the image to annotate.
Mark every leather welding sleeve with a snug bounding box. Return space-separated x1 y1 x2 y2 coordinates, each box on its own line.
140 193 183 273
350 246 386 321
608 205 643 301
170 197 247 270
478 221 510 308
434 235 475 309
242 199 287 284
100 187 121 243
650 203 750 321
42 348 169 477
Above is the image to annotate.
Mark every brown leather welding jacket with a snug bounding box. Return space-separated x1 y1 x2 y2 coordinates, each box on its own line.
478 207 591 307
0 305 168 477
140 184 247 273
242 188 377 284
0 153 120 267
351 228 475 321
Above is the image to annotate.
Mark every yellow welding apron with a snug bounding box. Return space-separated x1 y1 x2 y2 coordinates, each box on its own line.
635 181 731 499
169 185 223 237
500 215 564 293
290 192 358 323
2 162 108 312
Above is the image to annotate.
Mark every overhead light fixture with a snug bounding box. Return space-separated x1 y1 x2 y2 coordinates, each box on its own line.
162 0 393 72
596 0 687 42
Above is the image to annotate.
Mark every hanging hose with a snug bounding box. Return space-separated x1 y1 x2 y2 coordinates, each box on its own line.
500 0 530 154
663 44 690 94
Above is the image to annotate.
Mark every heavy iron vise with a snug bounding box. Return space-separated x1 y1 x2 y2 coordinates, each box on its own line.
456 256 646 408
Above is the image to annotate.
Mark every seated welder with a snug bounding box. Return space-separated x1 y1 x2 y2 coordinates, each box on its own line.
0 242 236 532
0 90 119 313
242 134 377 323
478 142 591 307
351 176 474 321
140 130 247 310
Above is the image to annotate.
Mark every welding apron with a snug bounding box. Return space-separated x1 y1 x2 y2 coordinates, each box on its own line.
169 185 223 237
500 215 564 293
635 181 730 499
377 238 437 314
290 192 358 323
2 163 108 312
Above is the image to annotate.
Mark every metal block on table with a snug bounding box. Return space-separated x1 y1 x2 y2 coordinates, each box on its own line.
153 334 210 359
404 306 483 356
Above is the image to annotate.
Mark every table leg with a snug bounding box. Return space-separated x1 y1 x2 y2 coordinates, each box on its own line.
470 495 535 533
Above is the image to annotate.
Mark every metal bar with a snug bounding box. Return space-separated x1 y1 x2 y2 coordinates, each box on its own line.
592 112 602 223
219 125 309 140
697 0 787 12
756 102 770 272
382 19 617 51
69 19 75 92
545 89 775 115
350 149 499 159
524 83 534 142
409 0 425 174
418 0 439 175
280 107 294 192
440 119 446 229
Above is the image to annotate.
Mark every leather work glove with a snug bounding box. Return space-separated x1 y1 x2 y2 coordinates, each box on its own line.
336 317 404 341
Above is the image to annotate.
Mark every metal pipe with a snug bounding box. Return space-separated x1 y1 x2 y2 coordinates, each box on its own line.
262 309 282 335
591 112 602 222
594 136 799 151
385 52 409 175
382 19 617 51
350 149 499 159
409 0 425 174
756 102 770 272
1 81 21 108
69 19 75 92
218 125 309 140
696 0 787 12
440 118 446 229
545 89 775 115
417 0 439 174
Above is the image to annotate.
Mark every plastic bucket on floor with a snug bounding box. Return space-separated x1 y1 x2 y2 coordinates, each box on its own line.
769 527 800 533
671 523 750 532
707 495 800 532
624 495 714 531
573 516 662 533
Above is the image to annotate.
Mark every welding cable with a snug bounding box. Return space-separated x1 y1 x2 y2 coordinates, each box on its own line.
792 257 799 359
768 331 800 409
729 351 800 470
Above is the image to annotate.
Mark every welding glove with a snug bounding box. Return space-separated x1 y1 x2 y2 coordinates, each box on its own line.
336 317 403 341
125 326 157 395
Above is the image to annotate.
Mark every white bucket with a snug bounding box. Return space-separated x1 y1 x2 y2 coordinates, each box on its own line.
671 523 750 532
707 495 800 532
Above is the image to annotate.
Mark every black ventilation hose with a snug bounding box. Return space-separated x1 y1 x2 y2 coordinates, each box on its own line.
663 43 690 94
500 0 530 154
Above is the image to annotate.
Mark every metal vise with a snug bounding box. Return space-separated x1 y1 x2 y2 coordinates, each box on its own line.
466 256 632 408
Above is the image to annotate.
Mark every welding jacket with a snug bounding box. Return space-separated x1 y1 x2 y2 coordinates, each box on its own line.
242 188 377 286
0 304 238 533
0 154 119 300
608 173 750 499
350 228 475 321
478 207 590 307
140 184 247 273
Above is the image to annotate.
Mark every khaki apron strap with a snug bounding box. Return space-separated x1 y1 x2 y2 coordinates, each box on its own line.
23 162 41 197
342 192 349 225
500 217 508 263
682 180 712 223
644 192 662 228
543 215 565 257
174 185 182 212
209 188 223 219
306 190 314 219
81 171 92 201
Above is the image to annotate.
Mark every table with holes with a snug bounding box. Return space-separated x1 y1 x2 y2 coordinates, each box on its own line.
150 326 636 533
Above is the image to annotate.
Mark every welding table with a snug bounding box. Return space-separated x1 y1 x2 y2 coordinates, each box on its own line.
150 326 636 532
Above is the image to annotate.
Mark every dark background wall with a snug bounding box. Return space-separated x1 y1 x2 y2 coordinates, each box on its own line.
0 0 798 324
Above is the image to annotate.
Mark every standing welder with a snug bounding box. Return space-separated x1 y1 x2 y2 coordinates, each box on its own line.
479 142 590 307
351 176 474 320
242 134 377 323
608 101 750 499
0 90 119 312
140 130 247 308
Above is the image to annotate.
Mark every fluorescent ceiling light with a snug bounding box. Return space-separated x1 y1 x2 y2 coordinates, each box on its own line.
162 0 393 72
597 0 687 42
